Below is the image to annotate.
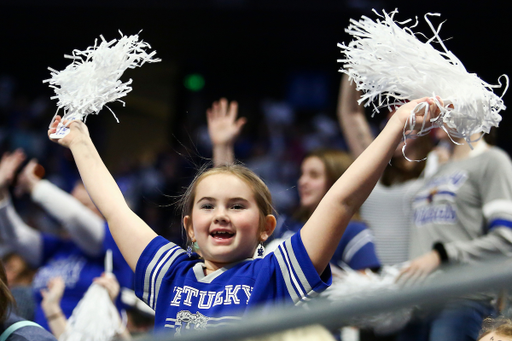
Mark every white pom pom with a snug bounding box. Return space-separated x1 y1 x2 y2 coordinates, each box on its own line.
45 31 161 137
321 265 413 335
338 9 508 145
59 282 124 341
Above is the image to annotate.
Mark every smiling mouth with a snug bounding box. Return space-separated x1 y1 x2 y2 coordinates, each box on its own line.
211 231 235 240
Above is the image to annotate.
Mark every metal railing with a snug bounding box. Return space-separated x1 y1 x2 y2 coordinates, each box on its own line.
140 256 512 341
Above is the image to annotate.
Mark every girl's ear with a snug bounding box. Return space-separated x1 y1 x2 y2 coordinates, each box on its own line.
260 215 277 242
183 215 196 242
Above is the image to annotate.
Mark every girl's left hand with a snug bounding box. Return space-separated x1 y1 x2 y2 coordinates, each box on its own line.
392 97 443 133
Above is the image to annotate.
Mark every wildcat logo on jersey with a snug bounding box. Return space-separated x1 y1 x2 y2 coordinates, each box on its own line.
413 170 468 227
173 310 209 335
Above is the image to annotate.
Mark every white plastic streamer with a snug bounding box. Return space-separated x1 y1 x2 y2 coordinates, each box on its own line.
320 265 413 335
59 251 124 341
338 9 508 146
45 31 161 138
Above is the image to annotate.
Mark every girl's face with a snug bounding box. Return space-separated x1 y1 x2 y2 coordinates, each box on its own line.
184 173 272 270
298 156 328 212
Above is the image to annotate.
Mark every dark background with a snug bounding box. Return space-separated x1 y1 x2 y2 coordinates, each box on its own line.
0 0 510 160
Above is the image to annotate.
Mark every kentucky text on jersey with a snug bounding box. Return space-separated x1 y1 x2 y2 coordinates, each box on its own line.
170 284 253 308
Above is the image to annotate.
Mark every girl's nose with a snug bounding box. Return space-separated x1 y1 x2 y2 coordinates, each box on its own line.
213 209 230 224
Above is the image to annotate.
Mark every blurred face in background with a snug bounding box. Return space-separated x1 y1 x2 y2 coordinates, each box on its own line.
4 254 26 286
298 156 328 213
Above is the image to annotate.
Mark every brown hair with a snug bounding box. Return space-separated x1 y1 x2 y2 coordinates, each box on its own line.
0 260 15 322
478 317 512 340
179 163 274 248
295 149 361 222
307 149 354 189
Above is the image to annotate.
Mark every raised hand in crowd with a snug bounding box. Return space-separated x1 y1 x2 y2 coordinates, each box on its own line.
206 98 246 166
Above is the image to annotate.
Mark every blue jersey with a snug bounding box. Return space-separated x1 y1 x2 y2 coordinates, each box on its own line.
32 225 133 330
274 217 381 271
135 232 331 334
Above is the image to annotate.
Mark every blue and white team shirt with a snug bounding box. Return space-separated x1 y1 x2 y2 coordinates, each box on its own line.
32 225 133 330
135 232 331 334
409 146 512 262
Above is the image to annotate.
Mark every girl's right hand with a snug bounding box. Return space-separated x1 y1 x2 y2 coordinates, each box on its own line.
48 116 91 149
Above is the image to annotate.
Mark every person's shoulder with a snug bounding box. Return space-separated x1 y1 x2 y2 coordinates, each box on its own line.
1 314 56 341
10 325 57 341
474 146 512 171
485 146 512 161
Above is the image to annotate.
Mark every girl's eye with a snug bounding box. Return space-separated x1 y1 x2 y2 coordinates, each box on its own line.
231 204 245 210
201 203 214 210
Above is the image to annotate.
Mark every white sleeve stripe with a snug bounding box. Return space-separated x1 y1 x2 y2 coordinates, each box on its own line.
283 238 313 294
281 241 306 299
275 237 318 303
149 247 185 309
143 243 174 304
142 243 181 306
153 247 185 309
483 200 512 218
342 229 374 263
274 245 301 303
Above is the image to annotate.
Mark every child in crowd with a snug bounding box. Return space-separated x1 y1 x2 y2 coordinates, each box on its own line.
478 317 512 341
48 97 440 334
207 98 381 272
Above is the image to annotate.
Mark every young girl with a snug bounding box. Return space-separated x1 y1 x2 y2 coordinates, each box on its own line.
206 98 380 271
48 97 438 334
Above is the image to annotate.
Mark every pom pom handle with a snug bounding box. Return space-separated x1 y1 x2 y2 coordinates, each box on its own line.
48 113 84 139
105 249 113 274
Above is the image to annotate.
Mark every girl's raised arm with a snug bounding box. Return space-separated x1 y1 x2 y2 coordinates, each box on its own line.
48 117 157 271
302 98 437 275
